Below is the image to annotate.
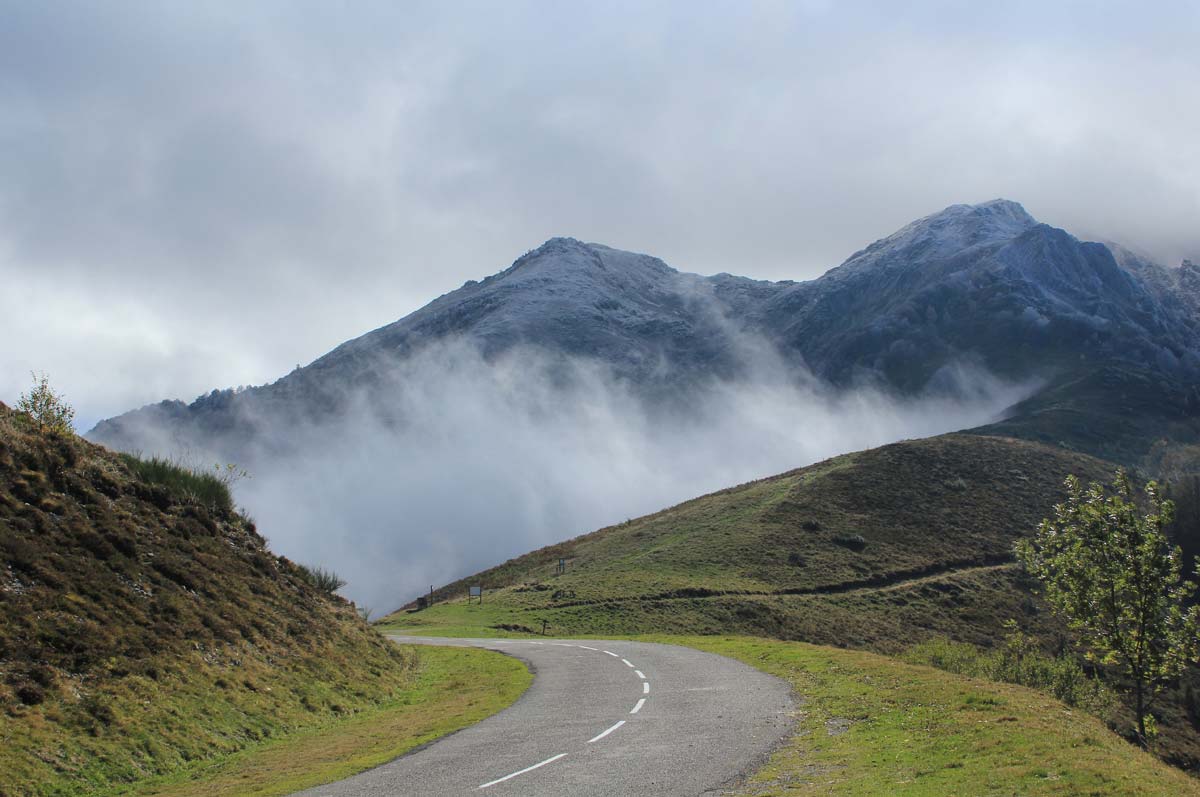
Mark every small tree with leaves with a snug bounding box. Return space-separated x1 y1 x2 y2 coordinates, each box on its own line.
1017 470 1200 747
17 372 76 435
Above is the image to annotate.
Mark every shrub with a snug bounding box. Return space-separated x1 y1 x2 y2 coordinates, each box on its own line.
1018 471 1199 746
905 623 1117 721
16 372 75 436
297 564 346 595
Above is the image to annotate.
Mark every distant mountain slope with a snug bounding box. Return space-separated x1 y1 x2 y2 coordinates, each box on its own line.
0 404 415 795
387 433 1114 623
88 200 1200 471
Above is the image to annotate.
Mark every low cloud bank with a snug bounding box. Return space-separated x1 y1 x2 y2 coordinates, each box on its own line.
169 341 1031 612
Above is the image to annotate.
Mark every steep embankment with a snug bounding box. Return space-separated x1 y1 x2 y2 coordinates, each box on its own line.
0 404 417 795
383 432 1200 772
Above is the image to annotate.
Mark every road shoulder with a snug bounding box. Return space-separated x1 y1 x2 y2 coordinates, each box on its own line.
115 644 531 797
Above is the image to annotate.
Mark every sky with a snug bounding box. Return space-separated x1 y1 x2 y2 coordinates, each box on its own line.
2 0 1199 429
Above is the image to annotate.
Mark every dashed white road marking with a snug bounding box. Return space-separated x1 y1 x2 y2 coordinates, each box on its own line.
587 720 626 743
479 753 567 789
643 682 650 694
578 645 599 651
621 658 635 668
635 670 645 679
603 650 619 657
630 698 646 714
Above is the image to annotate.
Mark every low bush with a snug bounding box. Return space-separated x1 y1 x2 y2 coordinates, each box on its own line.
905 622 1117 721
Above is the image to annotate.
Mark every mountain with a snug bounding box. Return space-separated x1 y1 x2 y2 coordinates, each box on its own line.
0 404 416 794
88 199 1200 472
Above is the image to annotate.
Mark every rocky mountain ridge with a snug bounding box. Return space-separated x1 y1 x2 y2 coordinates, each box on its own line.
88 199 1200 470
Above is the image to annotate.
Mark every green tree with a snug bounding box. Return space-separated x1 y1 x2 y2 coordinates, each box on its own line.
1017 470 1200 747
16 371 76 435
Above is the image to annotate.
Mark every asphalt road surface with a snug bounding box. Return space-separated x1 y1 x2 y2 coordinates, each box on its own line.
293 636 795 797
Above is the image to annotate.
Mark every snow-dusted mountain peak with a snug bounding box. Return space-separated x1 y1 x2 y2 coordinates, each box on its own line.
970 198 1036 224
896 198 1037 249
832 199 1039 279
506 237 680 286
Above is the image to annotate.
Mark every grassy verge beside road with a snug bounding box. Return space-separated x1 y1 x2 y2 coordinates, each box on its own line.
661 636 1198 796
113 645 531 797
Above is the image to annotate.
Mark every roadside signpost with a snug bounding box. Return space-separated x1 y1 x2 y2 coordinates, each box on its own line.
469 585 482 604
557 558 566 575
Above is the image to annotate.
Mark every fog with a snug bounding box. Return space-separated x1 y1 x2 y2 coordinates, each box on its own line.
162 341 1037 611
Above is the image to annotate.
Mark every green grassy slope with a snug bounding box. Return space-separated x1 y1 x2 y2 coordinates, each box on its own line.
384 434 1113 640
0 404 415 795
977 365 1200 475
381 432 1200 775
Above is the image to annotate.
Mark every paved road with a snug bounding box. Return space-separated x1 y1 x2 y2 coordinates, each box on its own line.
293 636 795 797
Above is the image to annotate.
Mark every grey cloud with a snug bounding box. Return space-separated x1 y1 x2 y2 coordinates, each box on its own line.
1 0 1198 424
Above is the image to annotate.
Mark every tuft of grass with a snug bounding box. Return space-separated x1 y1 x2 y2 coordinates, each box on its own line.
118 453 234 514
296 563 348 595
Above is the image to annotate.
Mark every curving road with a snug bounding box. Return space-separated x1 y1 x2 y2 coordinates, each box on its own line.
293 636 795 797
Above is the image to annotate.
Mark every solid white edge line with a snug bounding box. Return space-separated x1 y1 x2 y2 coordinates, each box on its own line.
479 753 568 789
621 659 634 667
603 650 619 657
630 698 646 714
635 670 645 679
643 682 649 694
587 720 626 743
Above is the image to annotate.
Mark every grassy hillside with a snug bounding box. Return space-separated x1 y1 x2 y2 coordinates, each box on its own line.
384 434 1113 640
381 432 1200 774
0 404 433 795
977 364 1200 475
